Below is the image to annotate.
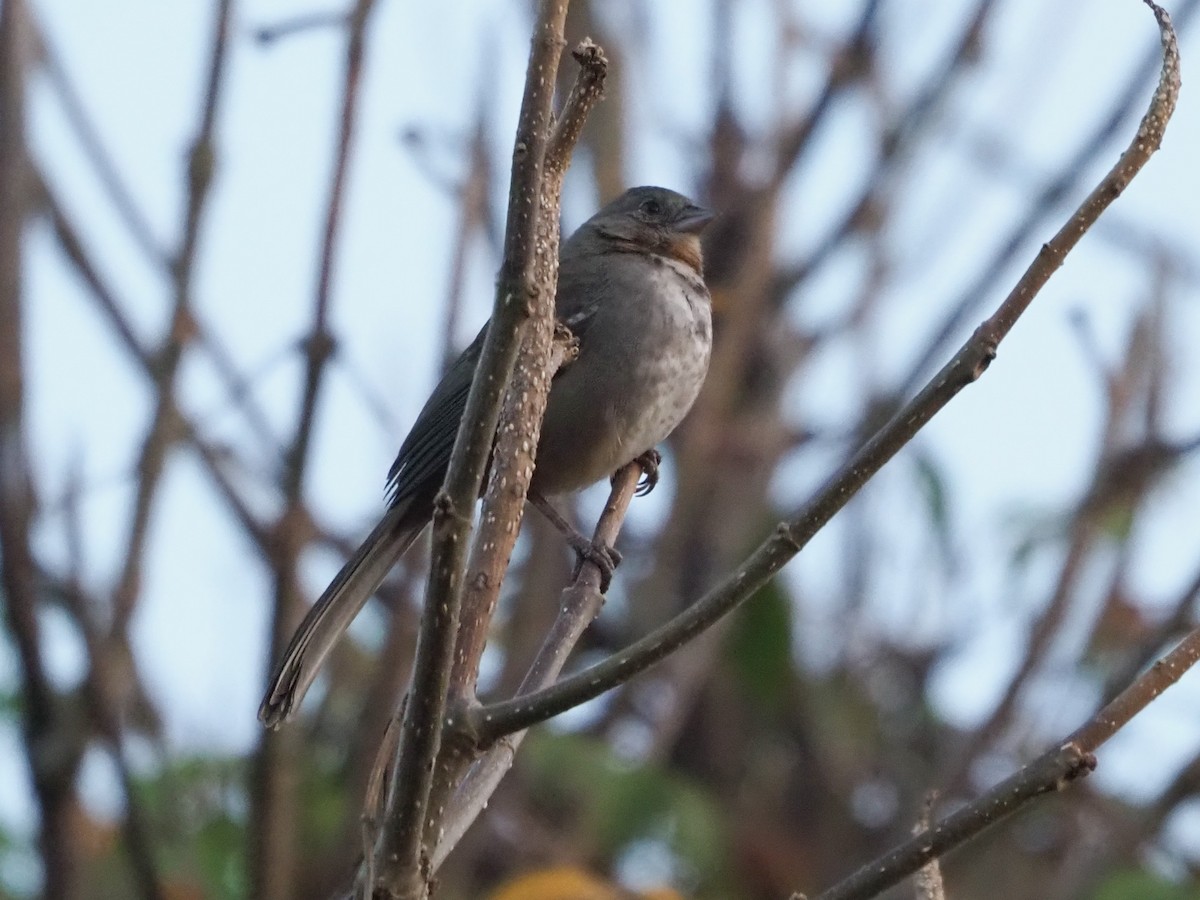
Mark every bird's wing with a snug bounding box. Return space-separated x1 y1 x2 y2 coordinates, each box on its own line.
560 298 601 341
386 242 612 505
386 324 485 506
555 241 607 342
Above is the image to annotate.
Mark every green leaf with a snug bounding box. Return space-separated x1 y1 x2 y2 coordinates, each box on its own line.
725 578 794 711
1094 868 1197 900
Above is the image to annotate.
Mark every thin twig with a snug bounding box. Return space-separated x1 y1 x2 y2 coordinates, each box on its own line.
770 0 882 189
435 461 640 869
109 0 233 634
771 0 998 300
33 6 283 451
39 174 274 556
33 15 167 265
439 83 493 374
894 0 1196 398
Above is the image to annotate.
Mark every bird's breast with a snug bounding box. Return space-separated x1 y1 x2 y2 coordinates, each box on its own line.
533 255 712 495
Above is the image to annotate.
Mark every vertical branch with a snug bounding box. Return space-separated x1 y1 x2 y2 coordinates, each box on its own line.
0 3 82 897
420 43 607 865
59 466 165 900
371 3 573 896
448 39 608 705
250 2 378 899
435 461 638 869
110 0 234 633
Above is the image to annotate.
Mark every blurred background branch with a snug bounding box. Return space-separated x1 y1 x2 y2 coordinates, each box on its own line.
2 1 1200 898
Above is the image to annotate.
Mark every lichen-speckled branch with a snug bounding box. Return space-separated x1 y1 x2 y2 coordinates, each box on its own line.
371 3 575 897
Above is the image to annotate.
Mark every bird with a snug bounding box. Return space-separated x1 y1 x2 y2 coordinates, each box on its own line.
259 186 715 727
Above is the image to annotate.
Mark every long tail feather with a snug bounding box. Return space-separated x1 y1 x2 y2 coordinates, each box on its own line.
258 503 424 727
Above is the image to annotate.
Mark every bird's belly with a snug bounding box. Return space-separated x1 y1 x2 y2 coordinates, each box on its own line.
533 275 711 496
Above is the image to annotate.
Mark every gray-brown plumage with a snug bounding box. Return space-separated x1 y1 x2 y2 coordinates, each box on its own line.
259 186 714 727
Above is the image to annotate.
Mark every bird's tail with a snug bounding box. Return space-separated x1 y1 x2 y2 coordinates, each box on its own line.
258 502 425 728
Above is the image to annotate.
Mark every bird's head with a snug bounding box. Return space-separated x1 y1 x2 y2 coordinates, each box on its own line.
581 186 715 275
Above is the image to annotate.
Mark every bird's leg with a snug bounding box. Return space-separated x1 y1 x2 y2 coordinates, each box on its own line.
631 448 662 497
528 489 622 592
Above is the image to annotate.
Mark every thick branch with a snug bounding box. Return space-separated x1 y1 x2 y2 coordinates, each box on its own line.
372 3 572 896
448 39 608 703
411 40 606 873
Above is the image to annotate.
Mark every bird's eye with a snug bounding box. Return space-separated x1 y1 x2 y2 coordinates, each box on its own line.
639 198 663 217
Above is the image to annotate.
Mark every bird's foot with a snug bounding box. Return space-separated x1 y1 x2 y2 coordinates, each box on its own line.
529 489 623 592
567 533 623 592
631 448 662 497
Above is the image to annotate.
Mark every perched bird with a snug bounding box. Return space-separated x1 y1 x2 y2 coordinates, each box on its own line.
259 186 715 727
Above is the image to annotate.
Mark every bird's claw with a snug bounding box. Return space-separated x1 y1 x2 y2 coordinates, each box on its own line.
633 448 662 497
568 535 622 593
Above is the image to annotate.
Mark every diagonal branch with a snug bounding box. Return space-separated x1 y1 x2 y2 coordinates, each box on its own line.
433 460 640 870
893 0 1196 398
110 0 233 634
805 619 1200 900
470 0 1180 748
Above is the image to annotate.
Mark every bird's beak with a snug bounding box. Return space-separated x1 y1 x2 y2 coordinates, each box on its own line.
674 204 716 234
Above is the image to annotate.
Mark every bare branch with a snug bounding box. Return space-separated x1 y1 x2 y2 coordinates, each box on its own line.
800 744 1096 900
447 39 608 705
372 3 574 895
806 618 1200 900
252 2 378 898
894 0 1194 397
472 0 1181 746
434 460 641 868
0 3 83 895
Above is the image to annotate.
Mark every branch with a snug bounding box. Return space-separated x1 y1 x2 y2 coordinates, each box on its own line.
371 3 573 895
893 0 1195 398
414 40 605 871
804 621 1200 900
251 3 378 899
33 7 284 452
56 468 165 900
33 14 167 265
472 0 1180 747
110 0 233 634
771 0 997 300
0 3 84 895
434 461 640 869
800 744 1095 900
448 38 608 704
